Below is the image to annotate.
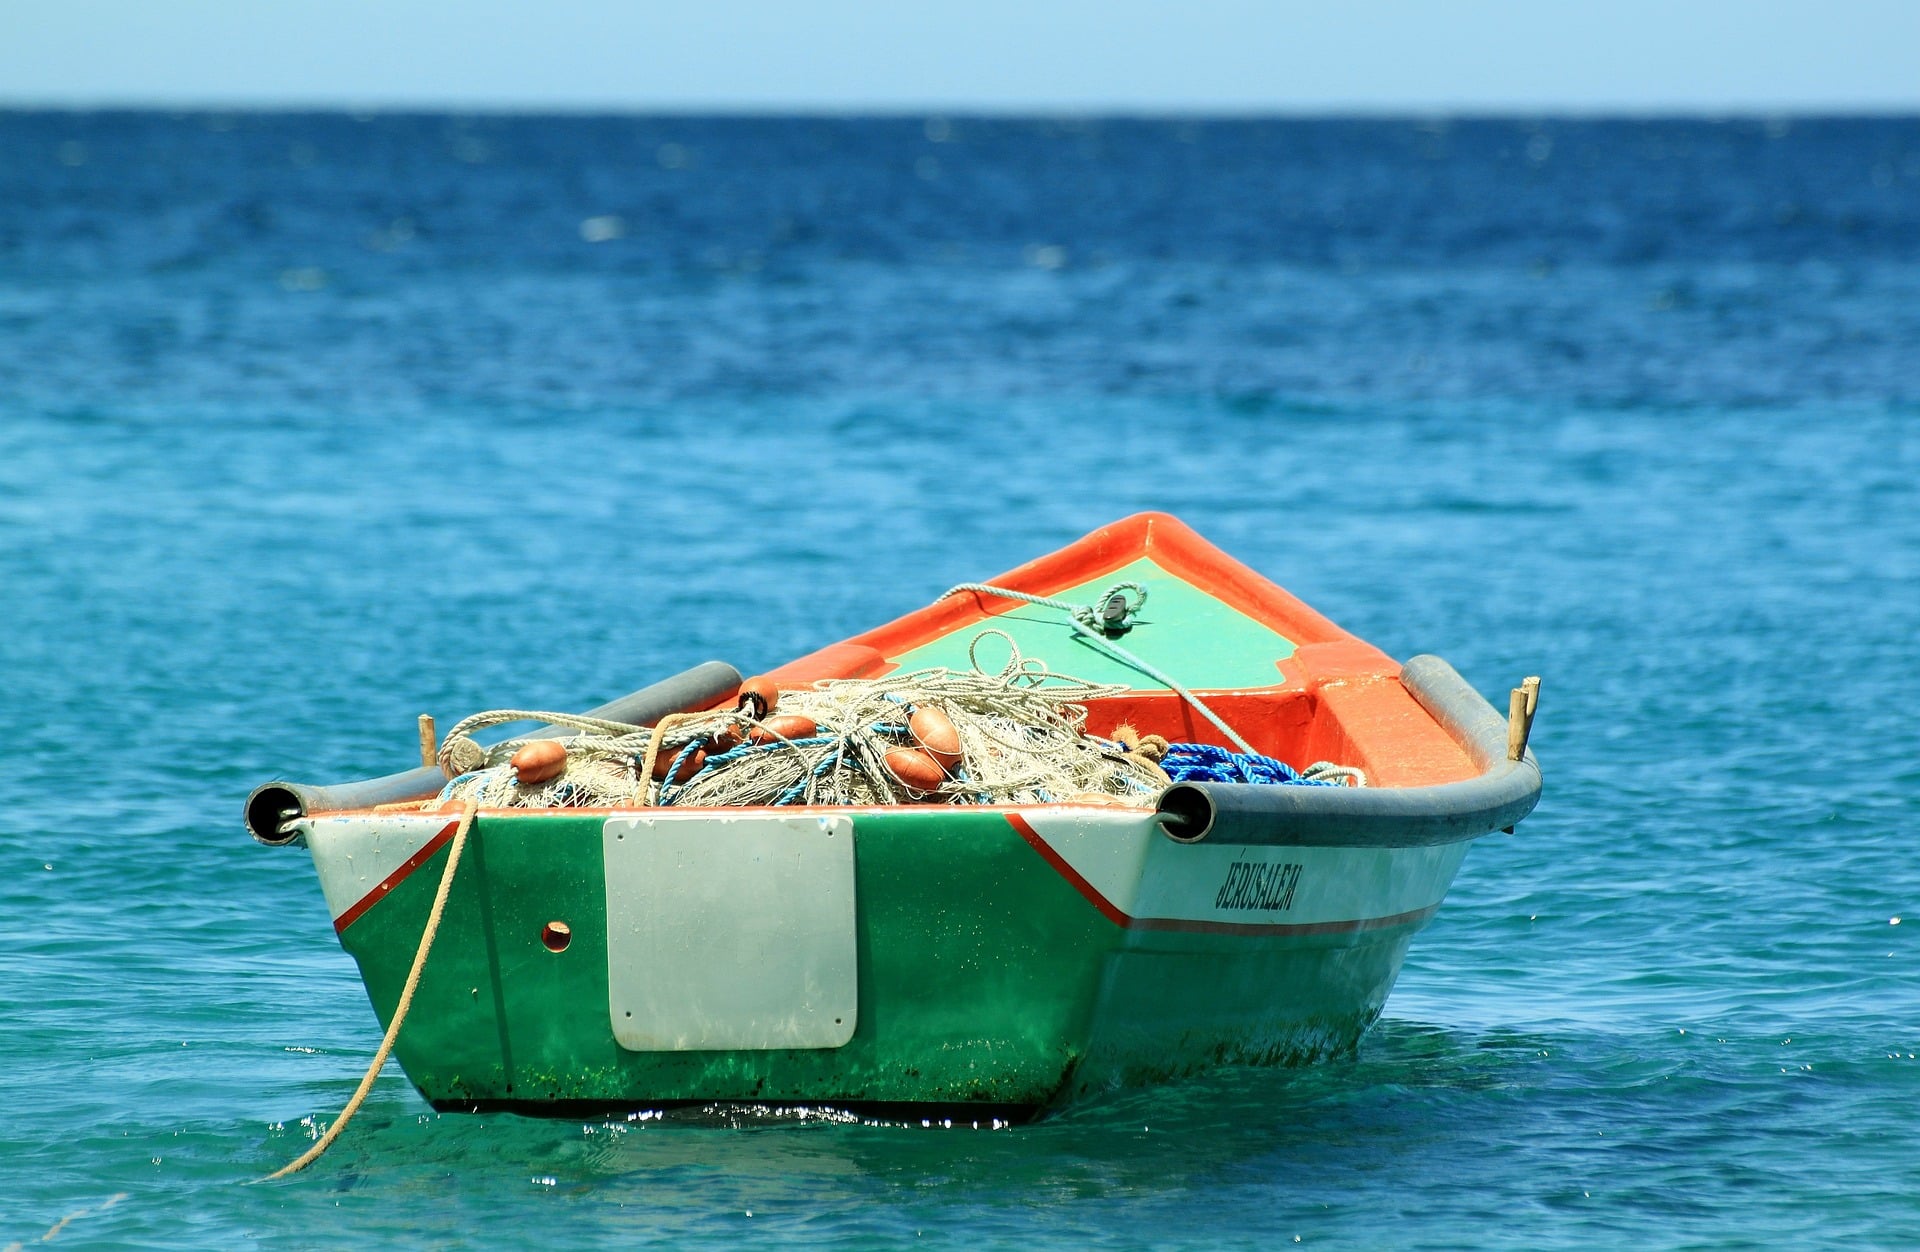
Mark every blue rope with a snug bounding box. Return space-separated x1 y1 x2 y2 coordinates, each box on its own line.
1158 742 1343 787
434 771 480 804
774 752 844 806
657 734 844 806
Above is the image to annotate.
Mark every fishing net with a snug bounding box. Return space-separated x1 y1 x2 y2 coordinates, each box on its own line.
429 632 1175 811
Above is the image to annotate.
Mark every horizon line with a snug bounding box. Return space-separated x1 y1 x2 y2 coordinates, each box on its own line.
5 98 1918 121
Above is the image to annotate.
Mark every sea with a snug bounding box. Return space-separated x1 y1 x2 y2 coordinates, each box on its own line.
1 111 1916 1247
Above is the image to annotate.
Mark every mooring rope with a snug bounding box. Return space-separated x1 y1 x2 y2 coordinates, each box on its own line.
258 798 478 1182
940 581 1259 754
942 580 1148 635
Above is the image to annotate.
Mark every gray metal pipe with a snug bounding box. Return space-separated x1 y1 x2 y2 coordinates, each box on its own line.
1154 654 1541 847
244 660 742 845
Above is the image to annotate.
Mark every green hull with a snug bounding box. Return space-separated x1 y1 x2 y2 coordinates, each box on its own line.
317 808 1450 1113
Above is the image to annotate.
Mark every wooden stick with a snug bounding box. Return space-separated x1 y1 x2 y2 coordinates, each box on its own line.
1506 677 1542 761
417 714 437 770
1506 688 1529 761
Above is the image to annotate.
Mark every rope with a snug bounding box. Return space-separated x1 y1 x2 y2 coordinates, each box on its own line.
637 710 704 806
943 580 1147 636
1159 743 1365 788
424 615 1358 812
433 706 727 811
941 581 1258 754
428 654 1167 812
660 661 1151 809
258 799 478 1182
1302 761 1368 787
434 709 650 777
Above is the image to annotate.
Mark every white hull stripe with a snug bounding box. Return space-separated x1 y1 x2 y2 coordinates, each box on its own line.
1006 812 1456 936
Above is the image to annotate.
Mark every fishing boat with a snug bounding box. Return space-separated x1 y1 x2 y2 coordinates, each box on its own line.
246 513 1540 1118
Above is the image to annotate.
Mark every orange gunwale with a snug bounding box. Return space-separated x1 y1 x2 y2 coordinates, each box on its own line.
766 512 1371 688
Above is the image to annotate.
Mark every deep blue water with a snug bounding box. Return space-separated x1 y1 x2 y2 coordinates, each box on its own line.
2 112 1917 1247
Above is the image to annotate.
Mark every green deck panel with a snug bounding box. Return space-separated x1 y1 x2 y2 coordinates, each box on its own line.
888 557 1296 691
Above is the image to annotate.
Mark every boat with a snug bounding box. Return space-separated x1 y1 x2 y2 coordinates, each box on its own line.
246 513 1541 1119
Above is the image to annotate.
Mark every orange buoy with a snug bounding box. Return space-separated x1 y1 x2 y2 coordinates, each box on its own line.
651 744 707 783
749 713 819 745
883 746 948 797
908 705 963 771
737 676 780 719
711 725 744 753
510 740 568 786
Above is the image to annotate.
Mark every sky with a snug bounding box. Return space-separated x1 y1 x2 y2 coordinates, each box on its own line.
2 0 1916 113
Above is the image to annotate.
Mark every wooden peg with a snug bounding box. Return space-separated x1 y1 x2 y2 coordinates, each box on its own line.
1506 677 1541 761
418 714 438 769
1506 689 1528 761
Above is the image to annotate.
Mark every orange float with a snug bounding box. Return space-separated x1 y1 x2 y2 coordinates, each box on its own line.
749 714 819 745
908 705 963 771
883 746 948 797
650 744 707 783
509 740 568 786
736 676 780 719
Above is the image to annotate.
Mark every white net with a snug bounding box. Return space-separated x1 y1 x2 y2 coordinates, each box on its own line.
430 637 1170 812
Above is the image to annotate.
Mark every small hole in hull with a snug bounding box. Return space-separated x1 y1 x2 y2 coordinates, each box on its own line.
541 921 572 952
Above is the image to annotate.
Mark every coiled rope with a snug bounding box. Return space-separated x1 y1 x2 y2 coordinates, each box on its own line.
258 799 478 1182
1158 742 1365 788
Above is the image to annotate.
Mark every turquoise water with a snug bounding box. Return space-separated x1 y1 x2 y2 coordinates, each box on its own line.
2 113 1918 1246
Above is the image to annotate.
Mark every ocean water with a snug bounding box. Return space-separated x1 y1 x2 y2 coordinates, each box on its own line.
2 111 1917 1247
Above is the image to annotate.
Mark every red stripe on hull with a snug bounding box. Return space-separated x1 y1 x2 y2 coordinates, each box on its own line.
1005 812 1131 927
332 820 459 934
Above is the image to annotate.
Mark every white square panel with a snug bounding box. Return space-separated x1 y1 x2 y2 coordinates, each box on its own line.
603 813 858 1051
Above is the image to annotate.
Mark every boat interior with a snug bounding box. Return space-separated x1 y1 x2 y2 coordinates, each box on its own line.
762 514 1479 791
